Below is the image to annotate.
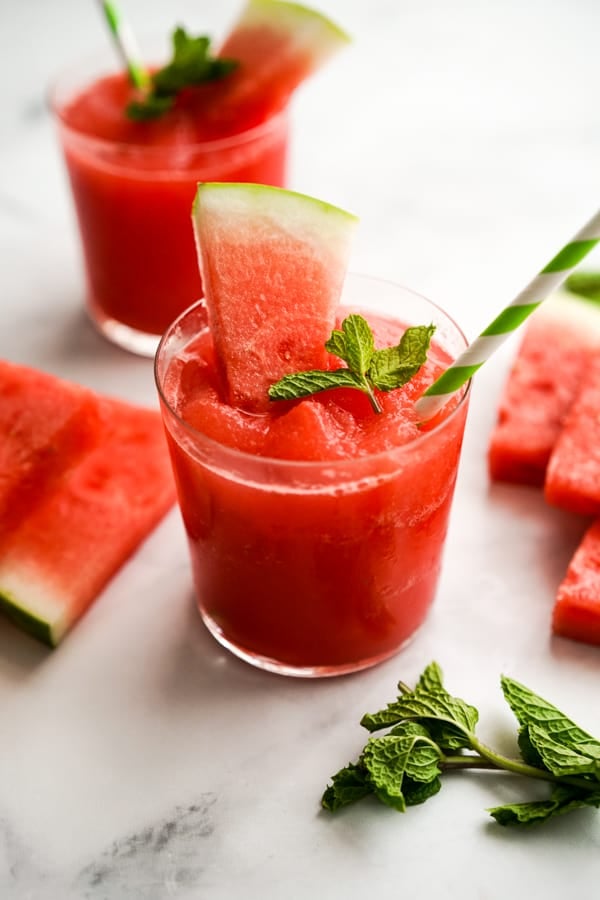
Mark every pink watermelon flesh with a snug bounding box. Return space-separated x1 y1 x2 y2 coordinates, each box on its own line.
193 183 357 412
214 0 349 125
544 356 600 516
488 293 600 486
0 361 97 534
553 519 600 646
0 363 175 646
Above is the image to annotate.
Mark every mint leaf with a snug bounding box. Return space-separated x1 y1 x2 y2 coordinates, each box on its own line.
267 368 364 401
414 662 475 751
501 676 600 760
489 784 600 827
126 27 237 121
127 95 173 121
269 316 434 414
388 722 442 782
339 314 375 374
403 775 442 806
323 328 349 364
527 724 600 779
321 762 373 811
415 661 444 693
361 687 478 739
362 727 441 812
361 662 475 751
368 324 435 392
517 726 545 769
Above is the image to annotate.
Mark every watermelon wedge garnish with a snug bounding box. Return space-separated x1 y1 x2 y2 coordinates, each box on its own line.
215 0 351 123
0 362 175 646
552 519 600 646
488 290 600 486
192 182 358 411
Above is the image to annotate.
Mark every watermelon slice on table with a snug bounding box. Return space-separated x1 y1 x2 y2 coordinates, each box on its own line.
544 356 600 516
0 361 97 536
0 362 175 646
552 519 600 646
192 182 358 411
488 290 600 486
214 0 351 124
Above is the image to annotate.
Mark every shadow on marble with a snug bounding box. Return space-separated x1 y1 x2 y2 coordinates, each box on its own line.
548 634 600 674
0 617 50 682
486 480 589 591
22 305 146 369
160 588 310 698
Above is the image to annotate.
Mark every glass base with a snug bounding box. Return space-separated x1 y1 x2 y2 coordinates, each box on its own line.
199 607 421 678
87 304 161 358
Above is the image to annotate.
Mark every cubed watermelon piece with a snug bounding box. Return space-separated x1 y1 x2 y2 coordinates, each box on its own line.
552 519 600 646
263 400 350 460
544 356 600 515
192 182 358 411
488 291 600 486
216 0 351 123
0 362 175 646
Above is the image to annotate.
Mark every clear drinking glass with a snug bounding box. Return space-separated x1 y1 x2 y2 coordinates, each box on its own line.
50 49 289 357
155 274 470 677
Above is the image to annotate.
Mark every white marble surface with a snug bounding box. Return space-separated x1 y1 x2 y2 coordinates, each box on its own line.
1 0 600 897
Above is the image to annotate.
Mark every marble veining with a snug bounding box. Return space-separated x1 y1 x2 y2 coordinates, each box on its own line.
1 797 218 899
75 797 217 899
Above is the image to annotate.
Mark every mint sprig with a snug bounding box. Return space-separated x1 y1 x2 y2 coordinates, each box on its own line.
126 27 238 121
322 662 600 827
268 315 435 413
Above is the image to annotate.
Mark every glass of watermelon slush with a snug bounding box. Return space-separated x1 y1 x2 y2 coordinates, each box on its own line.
50 51 288 357
155 275 470 677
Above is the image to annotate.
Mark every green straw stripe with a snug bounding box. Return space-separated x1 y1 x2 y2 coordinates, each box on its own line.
423 363 482 397
415 208 600 419
128 61 149 88
542 238 600 274
103 0 119 33
481 302 541 336
99 0 149 90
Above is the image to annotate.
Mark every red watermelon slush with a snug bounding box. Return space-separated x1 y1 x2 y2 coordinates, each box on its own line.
155 276 469 676
51 64 288 355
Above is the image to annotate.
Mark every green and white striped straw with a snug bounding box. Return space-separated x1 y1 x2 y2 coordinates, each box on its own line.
98 0 149 90
415 208 600 420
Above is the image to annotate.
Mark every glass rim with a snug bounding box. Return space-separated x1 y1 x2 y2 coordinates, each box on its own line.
154 273 471 472
47 44 290 156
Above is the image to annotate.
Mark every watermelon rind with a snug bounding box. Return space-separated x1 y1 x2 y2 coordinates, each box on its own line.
564 270 600 305
193 181 358 244
0 588 56 647
215 0 351 118
223 0 352 60
538 288 600 335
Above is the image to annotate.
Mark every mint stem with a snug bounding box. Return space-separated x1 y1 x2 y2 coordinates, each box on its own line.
362 379 383 414
442 754 497 770
446 737 598 792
